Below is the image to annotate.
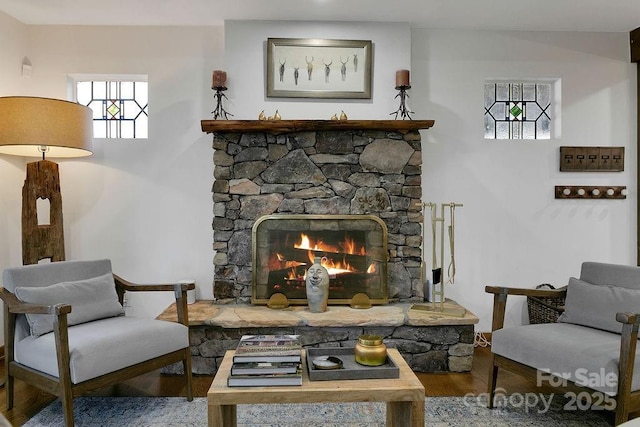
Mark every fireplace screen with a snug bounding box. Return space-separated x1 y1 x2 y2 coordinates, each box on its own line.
252 214 388 305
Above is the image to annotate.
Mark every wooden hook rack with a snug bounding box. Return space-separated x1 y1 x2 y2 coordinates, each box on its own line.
555 186 627 199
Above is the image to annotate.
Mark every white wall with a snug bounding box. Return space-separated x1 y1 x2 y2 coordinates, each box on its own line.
0 11 31 344
412 30 636 330
225 21 411 119
0 18 636 336
224 23 637 331
1 23 223 319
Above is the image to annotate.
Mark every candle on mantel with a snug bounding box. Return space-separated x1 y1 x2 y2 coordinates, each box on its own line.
395 69 410 87
212 70 227 88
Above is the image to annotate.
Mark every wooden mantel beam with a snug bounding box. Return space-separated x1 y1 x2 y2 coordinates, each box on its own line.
201 119 435 135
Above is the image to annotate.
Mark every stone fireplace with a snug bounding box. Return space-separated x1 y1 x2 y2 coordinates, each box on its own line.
162 119 478 375
204 120 435 304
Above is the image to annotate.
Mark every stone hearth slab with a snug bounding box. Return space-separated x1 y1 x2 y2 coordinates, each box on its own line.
406 302 480 326
158 300 478 327
159 300 478 374
213 305 304 328
297 305 406 327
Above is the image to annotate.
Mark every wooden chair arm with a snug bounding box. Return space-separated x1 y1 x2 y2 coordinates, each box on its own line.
113 274 195 292
485 285 566 299
484 285 566 332
617 312 640 325
113 274 192 327
0 287 72 315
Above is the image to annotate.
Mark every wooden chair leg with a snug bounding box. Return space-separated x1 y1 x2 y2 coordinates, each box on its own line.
54 316 75 427
615 394 630 426
5 373 14 410
487 355 499 408
615 406 628 426
58 363 75 427
183 350 194 401
60 388 74 427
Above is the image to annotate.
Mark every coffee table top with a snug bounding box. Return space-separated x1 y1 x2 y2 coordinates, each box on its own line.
208 348 425 405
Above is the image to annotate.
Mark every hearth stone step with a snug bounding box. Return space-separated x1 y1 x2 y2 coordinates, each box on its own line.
158 301 478 375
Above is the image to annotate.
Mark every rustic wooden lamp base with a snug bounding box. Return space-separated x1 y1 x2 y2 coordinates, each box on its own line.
22 160 65 265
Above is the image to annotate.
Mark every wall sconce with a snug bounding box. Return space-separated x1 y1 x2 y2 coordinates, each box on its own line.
0 96 93 264
555 186 627 199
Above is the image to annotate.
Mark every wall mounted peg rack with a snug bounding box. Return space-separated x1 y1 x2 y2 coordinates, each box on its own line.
555 186 627 199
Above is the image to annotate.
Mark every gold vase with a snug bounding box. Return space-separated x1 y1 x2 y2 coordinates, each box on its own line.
354 334 387 366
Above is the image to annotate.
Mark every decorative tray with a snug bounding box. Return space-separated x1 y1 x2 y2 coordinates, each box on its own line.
306 347 399 381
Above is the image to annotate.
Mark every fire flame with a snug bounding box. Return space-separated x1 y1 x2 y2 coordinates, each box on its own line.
294 233 365 255
278 232 375 282
306 251 354 276
367 262 378 274
275 253 304 269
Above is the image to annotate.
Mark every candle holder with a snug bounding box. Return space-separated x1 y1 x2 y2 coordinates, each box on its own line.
390 85 414 120
212 86 232 120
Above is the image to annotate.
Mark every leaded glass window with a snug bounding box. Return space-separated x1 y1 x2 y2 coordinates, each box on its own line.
75 78 148 139
484 82 552 140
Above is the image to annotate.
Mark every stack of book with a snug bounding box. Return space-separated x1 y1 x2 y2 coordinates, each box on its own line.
227 334 303 387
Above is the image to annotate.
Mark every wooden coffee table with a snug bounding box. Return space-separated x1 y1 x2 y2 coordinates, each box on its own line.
207 348 425 427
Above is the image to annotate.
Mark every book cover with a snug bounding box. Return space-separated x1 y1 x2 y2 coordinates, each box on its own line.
233 334 302 362
232 353 302 363
227 373 302 387
235 335 301 352
231 361 301 376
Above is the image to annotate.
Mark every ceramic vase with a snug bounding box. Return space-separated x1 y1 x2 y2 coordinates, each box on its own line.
306 256 330 313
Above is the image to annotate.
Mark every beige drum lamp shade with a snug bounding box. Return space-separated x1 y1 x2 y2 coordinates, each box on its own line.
0 96 93 158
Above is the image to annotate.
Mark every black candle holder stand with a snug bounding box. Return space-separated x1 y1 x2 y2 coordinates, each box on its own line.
212 86 233 120
390 85 414 120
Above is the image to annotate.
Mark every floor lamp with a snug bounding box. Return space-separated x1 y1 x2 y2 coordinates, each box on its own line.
0 96 93 265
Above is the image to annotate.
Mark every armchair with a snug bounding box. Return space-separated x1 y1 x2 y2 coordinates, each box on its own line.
485 262 640 425
1 259 194 427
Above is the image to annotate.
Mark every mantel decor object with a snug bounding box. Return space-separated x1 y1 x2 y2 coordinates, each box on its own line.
211 70 232 120
305 256 330 313
0 96 93 265
391 70 414 120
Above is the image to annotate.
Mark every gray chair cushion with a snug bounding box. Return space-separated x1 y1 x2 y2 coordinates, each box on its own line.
15 316 189 384
557 277 640 334
580 262 640 290
3 259 113 293
493 322 640 395
3 259 114 342
15 273 124 337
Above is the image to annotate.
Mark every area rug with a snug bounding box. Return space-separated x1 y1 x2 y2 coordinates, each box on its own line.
23 395 612 426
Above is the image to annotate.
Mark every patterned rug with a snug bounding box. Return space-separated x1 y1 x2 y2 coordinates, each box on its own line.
23 395 613 426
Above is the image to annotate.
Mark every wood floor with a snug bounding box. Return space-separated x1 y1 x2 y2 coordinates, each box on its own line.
0 346 620 426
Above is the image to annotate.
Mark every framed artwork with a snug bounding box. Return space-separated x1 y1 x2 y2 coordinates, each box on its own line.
266 38 372 99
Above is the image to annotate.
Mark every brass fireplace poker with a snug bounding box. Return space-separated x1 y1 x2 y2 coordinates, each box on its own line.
414 202 465 317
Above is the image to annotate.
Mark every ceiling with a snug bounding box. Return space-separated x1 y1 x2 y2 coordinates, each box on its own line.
0 0 639 32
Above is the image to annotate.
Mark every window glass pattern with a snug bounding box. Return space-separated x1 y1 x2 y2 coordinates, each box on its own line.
484 82 551 140
76 80 148 139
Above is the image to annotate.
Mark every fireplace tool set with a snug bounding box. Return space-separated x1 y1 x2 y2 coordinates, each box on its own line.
413 202 465 317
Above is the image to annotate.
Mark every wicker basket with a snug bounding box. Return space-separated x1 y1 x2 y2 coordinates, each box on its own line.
527 284 566 324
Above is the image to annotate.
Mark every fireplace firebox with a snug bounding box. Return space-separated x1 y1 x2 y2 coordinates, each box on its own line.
252 214 388 305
